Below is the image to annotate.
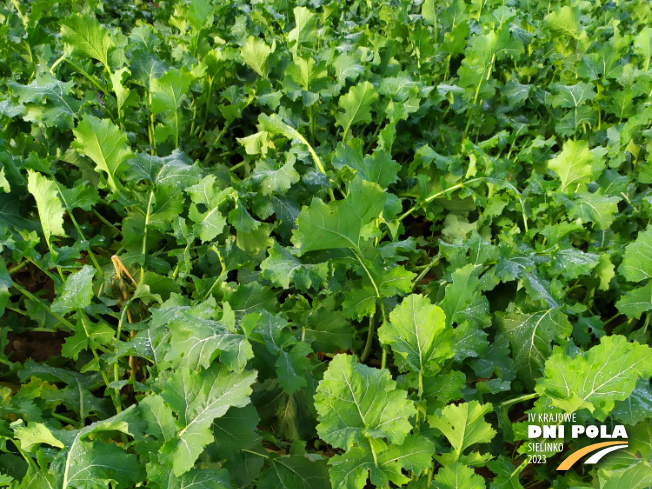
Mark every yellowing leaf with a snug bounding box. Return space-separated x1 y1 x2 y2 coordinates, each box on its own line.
241 36 272 77
27 170 66 247
547 139 593 192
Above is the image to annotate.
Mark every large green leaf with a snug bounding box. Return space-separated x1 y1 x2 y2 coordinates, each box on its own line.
241 36 272 77
159 364 257 476
72 115 132 192
495 307 572 388
534 335 652 420
292 177 385 255
26 170 66 248
335 81 378 139
315 354 414 450
328 436 434 489
61 15 114 68
547 139 593 192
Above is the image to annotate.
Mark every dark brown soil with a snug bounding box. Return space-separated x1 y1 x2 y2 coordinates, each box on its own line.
5 330 68 363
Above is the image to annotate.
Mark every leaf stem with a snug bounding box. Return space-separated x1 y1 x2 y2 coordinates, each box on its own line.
8 260 28 275
140 190 154 282
499 392 538 408
411 256 440 290
11 282 75 331
360 312 375 363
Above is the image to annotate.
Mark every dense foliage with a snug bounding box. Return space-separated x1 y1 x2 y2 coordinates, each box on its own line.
1 0 651 487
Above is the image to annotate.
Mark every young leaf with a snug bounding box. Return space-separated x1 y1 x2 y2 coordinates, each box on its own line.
13 423 64 452
378 294 453 374
432 462 486 489
335 81 378 139
428 401 496 465
151 68 193 147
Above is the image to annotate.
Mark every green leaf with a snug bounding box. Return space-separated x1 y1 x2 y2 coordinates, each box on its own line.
332 144 400 188
550 83 595 108
292 177 385 255
378 294 453 375
49 409 145 489
432 462 486 489
55 438 144 488
151 68 193 147
147 467 231 489
252 157 300 196
547 139 593 192
422 371 466 414
612 379 652 425
545 5 581 39
7 74 81 129
13 423 64 452
72 115 132 192
165 314 253 373
598 460 652 489
159 363 257 476
26 170 66 247
534 335 652 419
486 457 524 489
275 342 312 395
428 401 496 465
566 192 620 230
301 302 352 353
495 307 572 388
61 15 114 68
186 175 231 242
257 452 330 489
52 266 95 314
241 36 272 77
125 150 201 189
616 282 652 319
288 7 317 56
633 27 652 71
0 168 9 193
260 241 329 292
440 264 491 329
315 354 415 450
619 226 652 282
329 436 435 489
335 81 378 139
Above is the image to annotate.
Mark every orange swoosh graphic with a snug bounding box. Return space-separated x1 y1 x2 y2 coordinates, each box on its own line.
556 441 628 470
